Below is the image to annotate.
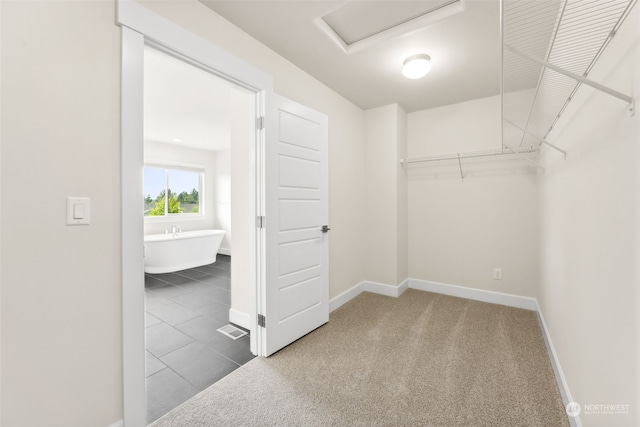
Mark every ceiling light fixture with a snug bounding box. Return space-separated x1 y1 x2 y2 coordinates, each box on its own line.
402 54 431 79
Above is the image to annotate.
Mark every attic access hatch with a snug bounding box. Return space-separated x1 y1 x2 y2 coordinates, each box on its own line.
315 0 465 54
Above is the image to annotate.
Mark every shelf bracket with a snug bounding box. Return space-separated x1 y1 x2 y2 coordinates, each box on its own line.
457 154 464 181
505 44 634 113
503 118 567 159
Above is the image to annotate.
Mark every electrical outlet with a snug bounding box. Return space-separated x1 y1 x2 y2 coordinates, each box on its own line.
493 268 502 280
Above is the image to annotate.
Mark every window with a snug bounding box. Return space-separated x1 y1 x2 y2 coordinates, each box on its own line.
144 165 203 217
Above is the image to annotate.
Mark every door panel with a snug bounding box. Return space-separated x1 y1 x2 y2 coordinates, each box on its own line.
279 276 322 320
279 156 321 189
264 94 329 356
279 110 322 150
279 238 322 275
280 200 321 230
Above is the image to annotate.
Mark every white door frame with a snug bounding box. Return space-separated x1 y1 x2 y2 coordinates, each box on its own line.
118 1 272 425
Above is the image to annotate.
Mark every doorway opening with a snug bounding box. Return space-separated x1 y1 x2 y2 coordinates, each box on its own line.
141 45 257 423
120 3 329 424
119 4 272 424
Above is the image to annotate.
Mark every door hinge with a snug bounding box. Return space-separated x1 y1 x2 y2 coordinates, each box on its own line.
258 314 266 328
256 116 265 130
256 215 265 229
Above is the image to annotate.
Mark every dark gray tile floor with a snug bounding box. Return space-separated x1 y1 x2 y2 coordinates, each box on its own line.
144 255 255 424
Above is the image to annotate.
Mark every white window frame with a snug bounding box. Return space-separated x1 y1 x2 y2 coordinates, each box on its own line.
144 160 205 219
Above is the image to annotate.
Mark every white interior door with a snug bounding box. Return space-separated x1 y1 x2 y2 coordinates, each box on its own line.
262 94 329 356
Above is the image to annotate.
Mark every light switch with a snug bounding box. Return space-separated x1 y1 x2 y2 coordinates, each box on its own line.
73 203 84 219
67 197 90 225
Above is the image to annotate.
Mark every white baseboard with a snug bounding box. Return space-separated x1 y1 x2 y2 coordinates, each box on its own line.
106 420 124 427
408 278 538 311
218 248 231 256
329 281 364 312
329 278 409 312
535 301 581 427
229 308 250 330
333 279 538 312
363 280 402 297
398 278 409 296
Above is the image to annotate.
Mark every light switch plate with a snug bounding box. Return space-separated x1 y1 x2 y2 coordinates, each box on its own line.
67 197 90 225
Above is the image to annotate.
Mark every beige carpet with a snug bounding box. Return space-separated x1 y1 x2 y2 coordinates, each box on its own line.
151 290 569 426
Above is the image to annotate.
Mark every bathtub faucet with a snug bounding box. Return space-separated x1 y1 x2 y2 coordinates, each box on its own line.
170 225 182 236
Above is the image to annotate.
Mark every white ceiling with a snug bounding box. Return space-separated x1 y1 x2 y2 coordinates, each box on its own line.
200 0 501 113
144 1 501 147
144 47 233 151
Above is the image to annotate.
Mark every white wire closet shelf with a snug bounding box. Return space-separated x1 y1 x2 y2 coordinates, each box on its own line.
502 0 637 152
400 146 539 165
401 0 637 175
400 146 541 181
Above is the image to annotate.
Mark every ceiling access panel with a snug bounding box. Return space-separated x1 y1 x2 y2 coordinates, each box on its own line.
316 0 465 54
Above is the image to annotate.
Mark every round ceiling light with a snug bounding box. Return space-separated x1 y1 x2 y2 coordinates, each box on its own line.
402 54 431 79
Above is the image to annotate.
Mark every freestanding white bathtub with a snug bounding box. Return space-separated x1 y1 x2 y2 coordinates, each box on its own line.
143 229 225 274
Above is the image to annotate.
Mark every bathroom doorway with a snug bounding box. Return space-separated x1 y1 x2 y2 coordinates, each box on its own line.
141 46 256 423
121 5 329 424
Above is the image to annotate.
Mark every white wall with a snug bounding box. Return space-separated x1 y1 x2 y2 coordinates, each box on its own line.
363 104 407 286
229 89 253 316
407 96 539 297
1 1 122 426
214 149 232 254
0 1 366 425
538 7 640 426
364 105 400 285
396 107 408 284
0 1 3 420
143 140 216 235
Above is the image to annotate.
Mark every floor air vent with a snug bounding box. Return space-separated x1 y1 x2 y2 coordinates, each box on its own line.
217 324 248 340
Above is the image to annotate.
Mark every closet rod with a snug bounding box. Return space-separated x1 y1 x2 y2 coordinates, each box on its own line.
400 146 539 165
